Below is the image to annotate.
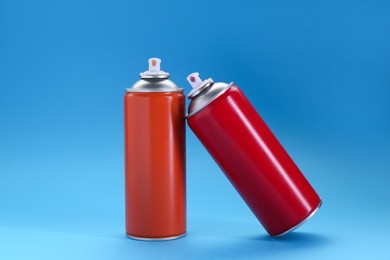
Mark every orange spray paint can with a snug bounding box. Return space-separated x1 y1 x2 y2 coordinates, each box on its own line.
124 58 186 240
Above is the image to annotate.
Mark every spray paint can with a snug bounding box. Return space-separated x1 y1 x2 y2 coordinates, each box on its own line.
186 72 321 237
124 58 186 240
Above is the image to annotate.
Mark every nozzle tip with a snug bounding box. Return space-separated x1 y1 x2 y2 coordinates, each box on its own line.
187 72 203 89
148 58 161 72
186 72 214 98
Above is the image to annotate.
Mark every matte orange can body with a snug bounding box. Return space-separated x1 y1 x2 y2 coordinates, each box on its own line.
124 90 186 240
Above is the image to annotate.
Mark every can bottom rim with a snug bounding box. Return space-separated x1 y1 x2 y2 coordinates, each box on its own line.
272 200 322 238
126 232 186 241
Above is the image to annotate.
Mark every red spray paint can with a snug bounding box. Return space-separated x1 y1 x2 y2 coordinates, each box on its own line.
124 58 186 240
186 73 321 237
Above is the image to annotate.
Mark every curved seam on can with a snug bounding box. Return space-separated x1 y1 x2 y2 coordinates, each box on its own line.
126 232 187 241
186 84 232 119
126 89 184 93
272 200 322 237
188 81 214 99
140 75 169 79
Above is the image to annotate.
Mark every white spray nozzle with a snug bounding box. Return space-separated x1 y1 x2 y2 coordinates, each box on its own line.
187 72 213 98
148 58 161 72
140 57 169 78
187 72 204 89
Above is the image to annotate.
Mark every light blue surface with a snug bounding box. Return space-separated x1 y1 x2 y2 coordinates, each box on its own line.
1 0 390 259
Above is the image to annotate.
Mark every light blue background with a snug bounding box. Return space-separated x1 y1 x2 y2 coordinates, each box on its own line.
1 0 389 259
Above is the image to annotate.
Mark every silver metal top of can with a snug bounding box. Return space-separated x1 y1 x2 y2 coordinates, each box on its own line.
127 78 183 92
126 58 183 93
186 72 232 118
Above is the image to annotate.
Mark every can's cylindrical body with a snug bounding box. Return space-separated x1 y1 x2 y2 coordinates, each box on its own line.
125 70 186 240
187 83 321 236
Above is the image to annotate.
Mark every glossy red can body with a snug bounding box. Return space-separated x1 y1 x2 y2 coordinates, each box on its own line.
187 85 321 236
